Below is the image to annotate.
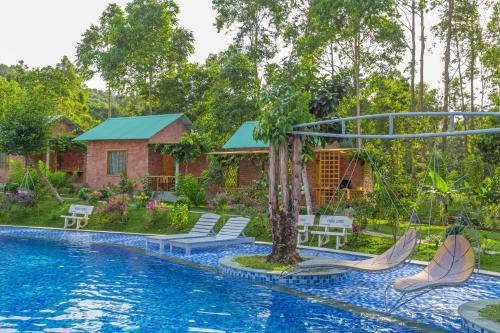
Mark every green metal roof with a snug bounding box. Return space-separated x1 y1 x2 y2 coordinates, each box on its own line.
74 114 193 141
223 121 269 149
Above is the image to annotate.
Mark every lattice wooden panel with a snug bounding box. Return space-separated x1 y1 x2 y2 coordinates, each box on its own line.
316 151 340 205
224 166 239 192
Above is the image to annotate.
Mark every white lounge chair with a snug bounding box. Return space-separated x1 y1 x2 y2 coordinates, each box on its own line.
168 216 254 255
299 229 417 272
310 215 353 249
145 213 220 251
61 204 94 229
297 214 315 244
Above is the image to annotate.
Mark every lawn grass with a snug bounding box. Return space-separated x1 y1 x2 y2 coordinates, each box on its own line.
233 255 296 271
479 304 500 323
1 195 498 272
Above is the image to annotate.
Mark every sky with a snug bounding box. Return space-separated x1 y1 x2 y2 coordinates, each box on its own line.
0 0 444 90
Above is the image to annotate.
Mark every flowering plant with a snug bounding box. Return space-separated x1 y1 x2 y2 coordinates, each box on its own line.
146 200 169 224
209 192 233 221
96 195 128 223
134 192 150 208
87 191 103 204
1 191 35 209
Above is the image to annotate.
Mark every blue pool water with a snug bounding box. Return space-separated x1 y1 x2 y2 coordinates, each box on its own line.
0 235 419 333
0 226 499 332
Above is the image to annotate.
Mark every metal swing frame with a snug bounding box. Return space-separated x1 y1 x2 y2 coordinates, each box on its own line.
287 111 499 312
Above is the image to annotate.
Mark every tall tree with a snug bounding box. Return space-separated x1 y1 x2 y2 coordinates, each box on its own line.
0 86 64 204
255 61 313 264
212 0 287 69
309 0 405 148
125 0 193 114
434 0 455 148
76 3 127 118
419 0 426 113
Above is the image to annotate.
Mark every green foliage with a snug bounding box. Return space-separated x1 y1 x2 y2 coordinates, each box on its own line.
87 191 102 204
0 86 53 157
141 173 153 197
479 304 500 323
49 135 87 153
174 195 191 210
170 204 189 229
48 171 68 190
156 131 211 165
118 172 136 195
77 187 91 200
7 160 38 189
176 174 207 207
234 255 294 272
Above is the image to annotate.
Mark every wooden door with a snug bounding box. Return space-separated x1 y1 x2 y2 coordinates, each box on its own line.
162 155 175 176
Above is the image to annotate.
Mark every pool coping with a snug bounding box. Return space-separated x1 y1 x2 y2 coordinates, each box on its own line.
0 224 454 333
1 224 499 278
458 299 500 333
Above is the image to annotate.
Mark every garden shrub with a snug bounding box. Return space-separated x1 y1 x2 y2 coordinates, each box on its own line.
8 160 38 189
87 191 103 204
146 200 169 224
48 171 68 189
118 172 136 195
175 195 191 210
4 182 19 193
177 174 207 206
170 204 189 230
97 187 112 200
77 186 91 200
134 192 151 208
97 195 128 224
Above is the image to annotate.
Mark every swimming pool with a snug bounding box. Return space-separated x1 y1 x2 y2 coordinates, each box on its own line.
0 226 498 332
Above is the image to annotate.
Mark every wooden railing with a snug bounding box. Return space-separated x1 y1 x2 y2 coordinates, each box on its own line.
150 176 176 192
314 188 365 206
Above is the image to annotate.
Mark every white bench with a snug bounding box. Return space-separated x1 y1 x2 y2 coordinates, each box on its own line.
61 204 94 229
297 215 315 244
311 215 353 249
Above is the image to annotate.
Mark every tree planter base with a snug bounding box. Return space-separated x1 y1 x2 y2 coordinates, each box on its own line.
219 255 348 286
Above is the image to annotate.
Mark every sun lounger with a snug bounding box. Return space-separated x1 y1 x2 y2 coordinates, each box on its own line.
394 234 475 292
297 215 315 244
61 204 94 229
310 215 353 249
145 213 220 251
299 229 417 271
168 216 254 255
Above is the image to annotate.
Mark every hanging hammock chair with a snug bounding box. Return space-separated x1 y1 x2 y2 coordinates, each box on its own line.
298 228 417 272
394 234 475 292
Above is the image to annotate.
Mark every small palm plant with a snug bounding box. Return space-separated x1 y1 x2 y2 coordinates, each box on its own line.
424 170 468 226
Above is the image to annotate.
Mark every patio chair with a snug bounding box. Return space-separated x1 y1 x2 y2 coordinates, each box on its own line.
61 204 94 229
297 215 315 244
298 229 417 272
310 215 353 249
168 216 254 255
145 213 220 251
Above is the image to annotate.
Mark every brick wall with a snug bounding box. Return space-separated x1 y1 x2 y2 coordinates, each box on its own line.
148 119 188 144
180 156 209 177
85 140 149 189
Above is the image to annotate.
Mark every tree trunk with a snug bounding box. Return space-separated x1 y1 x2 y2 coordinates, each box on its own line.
455 36 468 152
268 145 280 260
267 137 302 265
410 0 417 113
148 69 153 115
441 0 454 150
301 164 312 215
279 142 289 209
107 85 112 119
419 0 425 113
354 35 362 149
31 157 64 204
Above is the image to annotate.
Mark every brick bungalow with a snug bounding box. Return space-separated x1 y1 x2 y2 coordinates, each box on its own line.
74 114 207 190
0 117 86 183
211 121 373 207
